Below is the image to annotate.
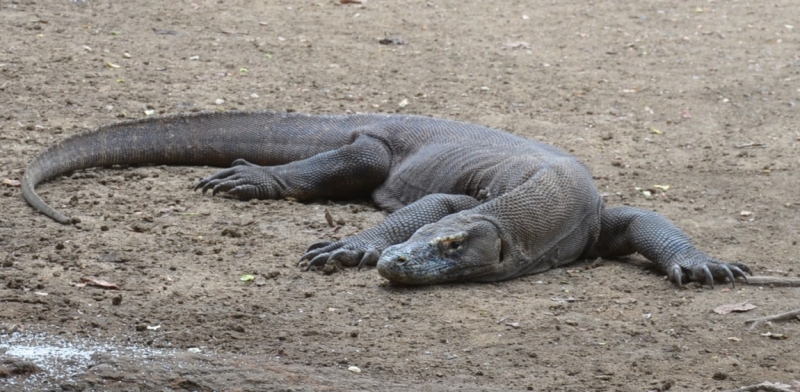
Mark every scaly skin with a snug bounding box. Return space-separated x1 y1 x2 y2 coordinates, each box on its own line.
22 111 751 287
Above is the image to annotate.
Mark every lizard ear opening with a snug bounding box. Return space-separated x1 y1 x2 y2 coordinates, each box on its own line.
494 238 503 263
476 215 518 265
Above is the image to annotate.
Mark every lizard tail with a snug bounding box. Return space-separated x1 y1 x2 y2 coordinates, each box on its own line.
22 111 358 224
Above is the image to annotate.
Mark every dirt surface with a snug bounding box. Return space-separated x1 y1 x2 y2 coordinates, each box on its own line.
1 0 799 390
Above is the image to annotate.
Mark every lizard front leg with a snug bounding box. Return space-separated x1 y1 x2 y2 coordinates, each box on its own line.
590 206 751 287
299 194 482 269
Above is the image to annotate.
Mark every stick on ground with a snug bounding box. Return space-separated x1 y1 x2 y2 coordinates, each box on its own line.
740 275 800 287
745 308 800 326
725 381 796 392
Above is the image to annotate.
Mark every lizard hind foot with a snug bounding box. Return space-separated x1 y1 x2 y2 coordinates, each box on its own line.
193 159 275 199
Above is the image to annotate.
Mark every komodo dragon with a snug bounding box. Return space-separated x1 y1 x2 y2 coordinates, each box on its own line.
22 111 751 286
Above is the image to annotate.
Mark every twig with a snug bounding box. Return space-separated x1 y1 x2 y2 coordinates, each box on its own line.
745 308 800 326
740 275 800 287
740 276 800 330
733 142 766 148
725 382 795 392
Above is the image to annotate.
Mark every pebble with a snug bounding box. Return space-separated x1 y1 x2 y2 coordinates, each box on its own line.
348 365 361 374
322 264 338 275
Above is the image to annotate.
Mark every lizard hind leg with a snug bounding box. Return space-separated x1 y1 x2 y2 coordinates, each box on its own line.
194 134 393 201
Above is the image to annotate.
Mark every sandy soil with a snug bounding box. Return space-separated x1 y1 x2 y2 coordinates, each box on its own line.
1 0 799 390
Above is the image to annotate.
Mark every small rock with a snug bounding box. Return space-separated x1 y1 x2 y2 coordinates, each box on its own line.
0 358 40 377
378 36 404 45
221 227 242 238
712 371 728 380
348 365 361 374
322 263 339 275
111 295 122 306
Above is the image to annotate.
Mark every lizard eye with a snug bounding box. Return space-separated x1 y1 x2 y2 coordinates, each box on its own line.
449 241 461 250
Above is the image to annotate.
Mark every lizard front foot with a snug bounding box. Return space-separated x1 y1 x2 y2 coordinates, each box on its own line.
667 252 751 288
298 238 385 271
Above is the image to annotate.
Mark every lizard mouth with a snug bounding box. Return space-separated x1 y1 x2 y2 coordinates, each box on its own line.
376 247 494 284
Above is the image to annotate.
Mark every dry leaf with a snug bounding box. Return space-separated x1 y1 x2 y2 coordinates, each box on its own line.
713 302 756 315
505 41 531 50
727 336 741 342
324 208 334 227
240 274 255 282
2 178 21 187
80 276 119 289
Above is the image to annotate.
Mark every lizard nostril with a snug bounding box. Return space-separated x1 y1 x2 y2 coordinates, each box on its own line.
395 255 408 264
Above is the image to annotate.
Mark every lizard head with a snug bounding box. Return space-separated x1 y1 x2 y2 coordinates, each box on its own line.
376 213 512 284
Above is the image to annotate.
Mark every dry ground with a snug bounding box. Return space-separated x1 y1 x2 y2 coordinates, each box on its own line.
1 0 799 391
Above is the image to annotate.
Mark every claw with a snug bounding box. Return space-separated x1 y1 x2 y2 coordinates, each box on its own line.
721 264 736 288
307 241 333 251
202 179 220 194
669 264 683 287
298 241 338 267
306 253 330 271
329 249 350 265
298 250 320 265
730 265 749 285
358 248 380 271
702 265 714 289
229 185 257 199
736 262 754 276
